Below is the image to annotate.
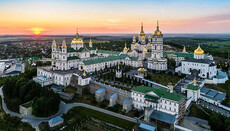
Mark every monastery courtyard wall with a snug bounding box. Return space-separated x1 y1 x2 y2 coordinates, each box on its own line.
89 81 131 105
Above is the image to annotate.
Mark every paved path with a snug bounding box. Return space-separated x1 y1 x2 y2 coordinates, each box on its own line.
0 87 136 129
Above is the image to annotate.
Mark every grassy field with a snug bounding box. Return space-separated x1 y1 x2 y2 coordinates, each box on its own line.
146 72 183 85
188 104 210 120
67 106 136 130
63 86 77 95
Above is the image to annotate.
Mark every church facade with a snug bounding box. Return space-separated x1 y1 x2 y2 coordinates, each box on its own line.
123 21 167 71
175 45 217 79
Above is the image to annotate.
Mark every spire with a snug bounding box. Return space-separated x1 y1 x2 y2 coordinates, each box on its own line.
118 64 120 69
141 22 144 33
133 34 136 40
183 45 186 52
123 42 128 51
157 20 159 30
139 22 145 36
89 38 92 43
76 28 79 38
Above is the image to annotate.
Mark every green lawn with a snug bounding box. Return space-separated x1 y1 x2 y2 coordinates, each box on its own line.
188 104 210 120
64 86 77 95
67 106 136 130
146 72 183 86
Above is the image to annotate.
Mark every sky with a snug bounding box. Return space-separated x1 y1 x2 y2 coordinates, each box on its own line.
0 0 230 35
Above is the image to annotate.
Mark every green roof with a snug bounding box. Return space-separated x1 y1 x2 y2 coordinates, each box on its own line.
187 84 200 90
82 54 128 65
86 46 96 50
145 95 159 101
67 47 76 53
132 86 185 102
78 47 89 52
90 54 97 57
164 52 194 58
67 47 90 53
98 50 121 56
67 56 79 61
129 57 138 61
21 101 32 108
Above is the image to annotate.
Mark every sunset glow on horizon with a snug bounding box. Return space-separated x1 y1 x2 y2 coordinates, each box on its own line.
0 0 230 35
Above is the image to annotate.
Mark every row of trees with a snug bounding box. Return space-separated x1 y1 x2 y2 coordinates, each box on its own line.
2 66 60 117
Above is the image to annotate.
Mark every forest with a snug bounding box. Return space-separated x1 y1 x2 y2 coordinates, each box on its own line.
2 67 60 117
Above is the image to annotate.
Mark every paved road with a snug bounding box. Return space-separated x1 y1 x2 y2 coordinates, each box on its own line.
0 87 136 129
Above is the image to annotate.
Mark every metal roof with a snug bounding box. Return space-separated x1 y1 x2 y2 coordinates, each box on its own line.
139 123 156 131
150 110 176 124
110 93 118 99
200 86 226 102
49 116 63 124
95 88 105 94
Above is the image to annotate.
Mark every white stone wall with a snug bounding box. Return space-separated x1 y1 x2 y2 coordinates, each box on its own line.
131 91 179 115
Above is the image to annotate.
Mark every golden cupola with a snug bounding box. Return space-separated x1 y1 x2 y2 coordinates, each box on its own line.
134 43 137 48
142 36 145 40
148 35 151 39
71 30 84 44
143 45 148 53
138 64 147 72
194 44 204 55
153 21 163 36
83 70 86 77
139 22 145 37
133 34 136 40
123 42 129 51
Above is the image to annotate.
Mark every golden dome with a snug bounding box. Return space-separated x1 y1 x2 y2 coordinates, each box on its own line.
139 22 145 37
52 39 56 47
134 43 137 48
170 85 173 90
123 42 129 51
143 45 148 53
61 39 67 47
194 45 204 55
148 35 151 39
142 36 145 40
153 21 163 36
71 38 84 44
89 38 92 43
138 64 147 72
168 82 172 85
133 34 136 39
150 44 153 48
194 77 197 84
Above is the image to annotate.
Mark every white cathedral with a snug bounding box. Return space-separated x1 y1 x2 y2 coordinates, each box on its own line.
123 21 167 71
51 32 97 71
